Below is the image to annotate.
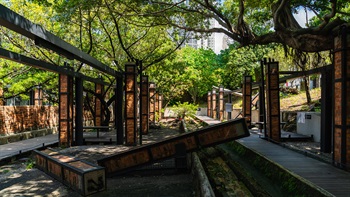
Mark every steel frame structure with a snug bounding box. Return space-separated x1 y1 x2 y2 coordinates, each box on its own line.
0 5 123 146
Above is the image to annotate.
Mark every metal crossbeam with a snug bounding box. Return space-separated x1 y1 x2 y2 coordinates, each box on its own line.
0 47 108 85
0 4 118 77
232 65 331 93
98 118 249 176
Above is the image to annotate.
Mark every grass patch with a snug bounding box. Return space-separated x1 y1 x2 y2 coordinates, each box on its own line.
280 88 321 111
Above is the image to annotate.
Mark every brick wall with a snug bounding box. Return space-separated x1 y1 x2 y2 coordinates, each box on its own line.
0 106 58 135
333 26 350 168
0 105 103 136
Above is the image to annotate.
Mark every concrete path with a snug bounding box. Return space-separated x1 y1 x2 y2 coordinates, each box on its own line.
195 115 221 125
0 134 58 161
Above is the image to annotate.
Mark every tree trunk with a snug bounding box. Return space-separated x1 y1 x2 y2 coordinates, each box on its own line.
102 108 110 126
303 76 312 104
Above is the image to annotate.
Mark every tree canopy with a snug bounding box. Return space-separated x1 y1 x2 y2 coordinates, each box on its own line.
1 0 348 106
93 0 348 52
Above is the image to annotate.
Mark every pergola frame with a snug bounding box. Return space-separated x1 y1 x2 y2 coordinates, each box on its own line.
0 5 124 146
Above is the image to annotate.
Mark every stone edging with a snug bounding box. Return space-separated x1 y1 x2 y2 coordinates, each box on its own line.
0 127 57 145
191 153 215 197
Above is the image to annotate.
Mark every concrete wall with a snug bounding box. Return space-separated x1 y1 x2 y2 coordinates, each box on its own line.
297 112 321 142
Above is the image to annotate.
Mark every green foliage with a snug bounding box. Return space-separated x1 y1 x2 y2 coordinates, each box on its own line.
219 44 275 90
171 102 198 119
147 47 222 104
228 141 246 156
25 158 35 169
0 1 61 103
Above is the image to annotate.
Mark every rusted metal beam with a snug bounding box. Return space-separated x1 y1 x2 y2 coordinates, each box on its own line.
0 47 108 85
97 118 249 176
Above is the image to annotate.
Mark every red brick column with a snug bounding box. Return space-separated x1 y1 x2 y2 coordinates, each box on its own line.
141 76 149 135
212 89 217 119
59 73 74 147
158 94 163 120
243 76 252 127
34 87 43 106
333 25 350 169
155 92 159 121
266 61 280 142
219 86 224 121
207 92 211 117
125 63 137 146
95 83 104 126
0 86 3 106
149 83 156 124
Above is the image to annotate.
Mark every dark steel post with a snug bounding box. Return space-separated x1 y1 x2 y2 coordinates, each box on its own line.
228 93 232 120
141 75 149 135
261 59 267 137
138 60 143 145
321 68 333 153
116 74 124 145
75 77 84 146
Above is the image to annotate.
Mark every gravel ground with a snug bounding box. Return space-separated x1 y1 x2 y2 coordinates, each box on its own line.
0 126 195 197
0 159 194 197
0 159 76 197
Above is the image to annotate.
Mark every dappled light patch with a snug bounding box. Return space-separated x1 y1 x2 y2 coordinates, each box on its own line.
0 163 71 196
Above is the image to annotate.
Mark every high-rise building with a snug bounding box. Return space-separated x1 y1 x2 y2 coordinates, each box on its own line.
184 19 232 54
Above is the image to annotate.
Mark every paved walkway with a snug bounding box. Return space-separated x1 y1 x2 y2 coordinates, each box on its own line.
195 115 222 125
238 134 350 196
0 134 58 161
199 116 350 197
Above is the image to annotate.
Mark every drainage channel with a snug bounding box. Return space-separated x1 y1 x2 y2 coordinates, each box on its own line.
198 146 268 197
197 142 333 197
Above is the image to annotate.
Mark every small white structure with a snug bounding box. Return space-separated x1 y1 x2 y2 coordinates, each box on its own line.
196 107 208 116
296 112 321 142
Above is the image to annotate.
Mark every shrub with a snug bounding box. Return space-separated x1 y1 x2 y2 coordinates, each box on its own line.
171 102 198 119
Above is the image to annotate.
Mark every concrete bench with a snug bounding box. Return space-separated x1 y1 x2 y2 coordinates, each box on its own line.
82 126 114 138
34 149 106 196
253 122 287 133
83 137 113 145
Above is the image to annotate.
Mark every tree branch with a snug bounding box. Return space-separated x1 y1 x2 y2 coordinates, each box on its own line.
317 0 337 30
105 0 135 61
